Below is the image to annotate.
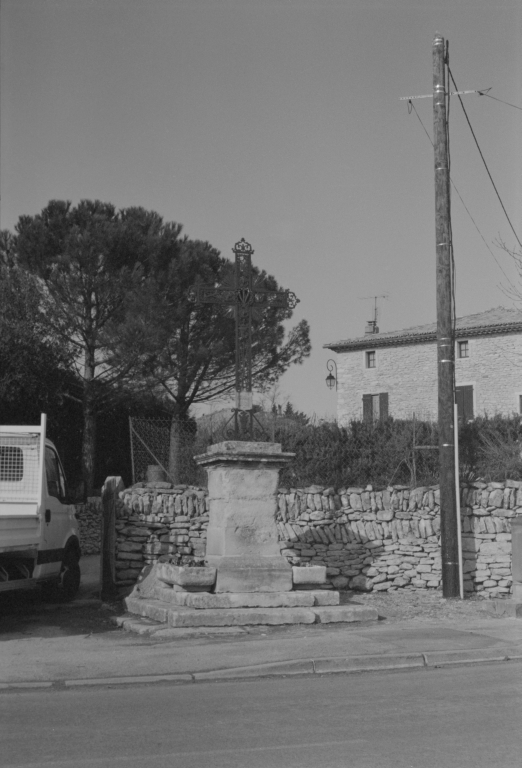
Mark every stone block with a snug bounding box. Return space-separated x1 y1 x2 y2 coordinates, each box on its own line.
207 467 279 500
292 565 327 586
349 575 373 592
312 590 340 606
489 489 504 508
513 583 522 601
210 556 293 593
313 605 378 623
124 596 169 623
485 599 522 618
480 541 511 555
155 589 317 609
156 564 216 591
168 606 317 627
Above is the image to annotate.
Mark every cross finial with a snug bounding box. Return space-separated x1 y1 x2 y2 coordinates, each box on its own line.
232 237 254 256
232 238 254 256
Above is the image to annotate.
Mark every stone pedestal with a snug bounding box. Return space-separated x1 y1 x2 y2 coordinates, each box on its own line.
194 441 294 593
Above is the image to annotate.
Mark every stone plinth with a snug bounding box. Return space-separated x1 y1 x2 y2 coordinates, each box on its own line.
292 566 327 587
156 564 216 592
195 441 294 593
124 594 378 628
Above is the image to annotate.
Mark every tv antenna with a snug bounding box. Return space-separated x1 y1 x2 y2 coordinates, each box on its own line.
359 294 389 328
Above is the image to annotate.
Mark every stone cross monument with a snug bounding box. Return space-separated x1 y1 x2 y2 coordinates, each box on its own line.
190 238 300 592
125 239 377 626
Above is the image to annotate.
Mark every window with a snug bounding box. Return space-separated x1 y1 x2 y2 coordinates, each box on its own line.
0 447 23 482
455 385 474 422
458 340 469 358
365 350 376 369
45 447 66 500
363 392 388 421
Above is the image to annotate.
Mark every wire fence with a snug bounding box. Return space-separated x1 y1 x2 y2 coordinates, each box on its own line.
129 413 522 490
129 417 206 487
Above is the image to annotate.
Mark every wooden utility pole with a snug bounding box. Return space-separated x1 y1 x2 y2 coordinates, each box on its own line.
433 33 460 598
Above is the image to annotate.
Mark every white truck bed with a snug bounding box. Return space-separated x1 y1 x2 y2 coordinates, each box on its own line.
0 427 43 553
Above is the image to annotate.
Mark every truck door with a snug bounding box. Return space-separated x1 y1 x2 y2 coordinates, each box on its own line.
39 446 69 577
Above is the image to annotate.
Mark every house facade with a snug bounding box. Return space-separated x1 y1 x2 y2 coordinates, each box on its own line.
324 307 522 423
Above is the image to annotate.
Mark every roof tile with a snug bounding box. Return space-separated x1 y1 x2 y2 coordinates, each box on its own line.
324 307 522 351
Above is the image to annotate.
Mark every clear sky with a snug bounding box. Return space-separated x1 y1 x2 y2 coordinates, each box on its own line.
2 0 521 419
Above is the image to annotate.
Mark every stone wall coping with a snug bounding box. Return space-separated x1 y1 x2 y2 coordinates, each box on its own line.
194 442 295 467
206 441 283 454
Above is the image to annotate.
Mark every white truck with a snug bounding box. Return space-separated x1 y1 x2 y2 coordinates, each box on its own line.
0 415 81 600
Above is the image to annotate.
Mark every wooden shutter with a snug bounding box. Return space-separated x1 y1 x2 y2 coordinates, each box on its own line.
379 393 389 420
362 394 372 421
456 385 474 422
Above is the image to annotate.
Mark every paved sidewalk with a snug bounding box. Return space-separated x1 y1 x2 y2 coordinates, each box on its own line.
1 556 522 689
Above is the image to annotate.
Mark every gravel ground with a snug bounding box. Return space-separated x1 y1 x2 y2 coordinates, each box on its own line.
0 583 506 643
342 588 502 624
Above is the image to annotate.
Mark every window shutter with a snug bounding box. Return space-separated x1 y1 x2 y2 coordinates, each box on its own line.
362 394 372 421
456 386 474 422
463 386 474 420
379 392 389 420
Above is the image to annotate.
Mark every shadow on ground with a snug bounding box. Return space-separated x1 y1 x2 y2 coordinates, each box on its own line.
0 554 123 640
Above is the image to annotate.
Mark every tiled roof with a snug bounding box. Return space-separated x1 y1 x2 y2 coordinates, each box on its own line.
324 307 522 352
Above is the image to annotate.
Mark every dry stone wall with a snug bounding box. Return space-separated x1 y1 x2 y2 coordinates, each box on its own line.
115 483 208 585
276 482 516 597
113 480 519 597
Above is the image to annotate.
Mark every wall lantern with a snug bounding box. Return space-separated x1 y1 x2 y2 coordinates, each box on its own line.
325 359 337 390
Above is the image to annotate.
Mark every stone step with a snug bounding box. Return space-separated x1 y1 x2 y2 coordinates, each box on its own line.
125 596 378 628
152 586 340 609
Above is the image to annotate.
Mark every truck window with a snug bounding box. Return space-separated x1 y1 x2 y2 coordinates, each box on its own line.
45 448 65 500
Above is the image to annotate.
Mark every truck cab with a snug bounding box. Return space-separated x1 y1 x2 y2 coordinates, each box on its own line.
0 415 81 599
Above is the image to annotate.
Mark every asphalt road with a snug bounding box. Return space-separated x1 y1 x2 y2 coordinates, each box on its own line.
1 663 521 768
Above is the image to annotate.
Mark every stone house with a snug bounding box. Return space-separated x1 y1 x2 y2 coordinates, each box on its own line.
324 307 522 423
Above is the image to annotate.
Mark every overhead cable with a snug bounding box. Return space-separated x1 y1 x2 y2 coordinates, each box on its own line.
407 99 516 288
479 92 522 112
448 67 522 251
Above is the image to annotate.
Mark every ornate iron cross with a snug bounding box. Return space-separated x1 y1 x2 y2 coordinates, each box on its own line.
189 238 299 440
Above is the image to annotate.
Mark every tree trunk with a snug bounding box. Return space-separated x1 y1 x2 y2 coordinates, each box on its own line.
82 345 97 499
168 413 196 485
82 389 96 498
169 416 184 485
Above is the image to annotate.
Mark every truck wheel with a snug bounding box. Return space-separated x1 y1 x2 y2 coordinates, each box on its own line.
58 549 81 601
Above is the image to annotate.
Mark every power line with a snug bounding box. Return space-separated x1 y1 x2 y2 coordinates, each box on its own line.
448 66 522 251
479 92 522 112
408 100 433 143
407 99 516 288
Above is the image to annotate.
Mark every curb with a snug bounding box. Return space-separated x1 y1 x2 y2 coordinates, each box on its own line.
423 647 522 666
194 659 315 680
2 647 522 690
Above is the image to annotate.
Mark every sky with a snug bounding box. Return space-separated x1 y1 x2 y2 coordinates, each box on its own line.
1 0 521 419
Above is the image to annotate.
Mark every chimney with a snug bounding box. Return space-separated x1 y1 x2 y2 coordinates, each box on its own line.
365 321 379 335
